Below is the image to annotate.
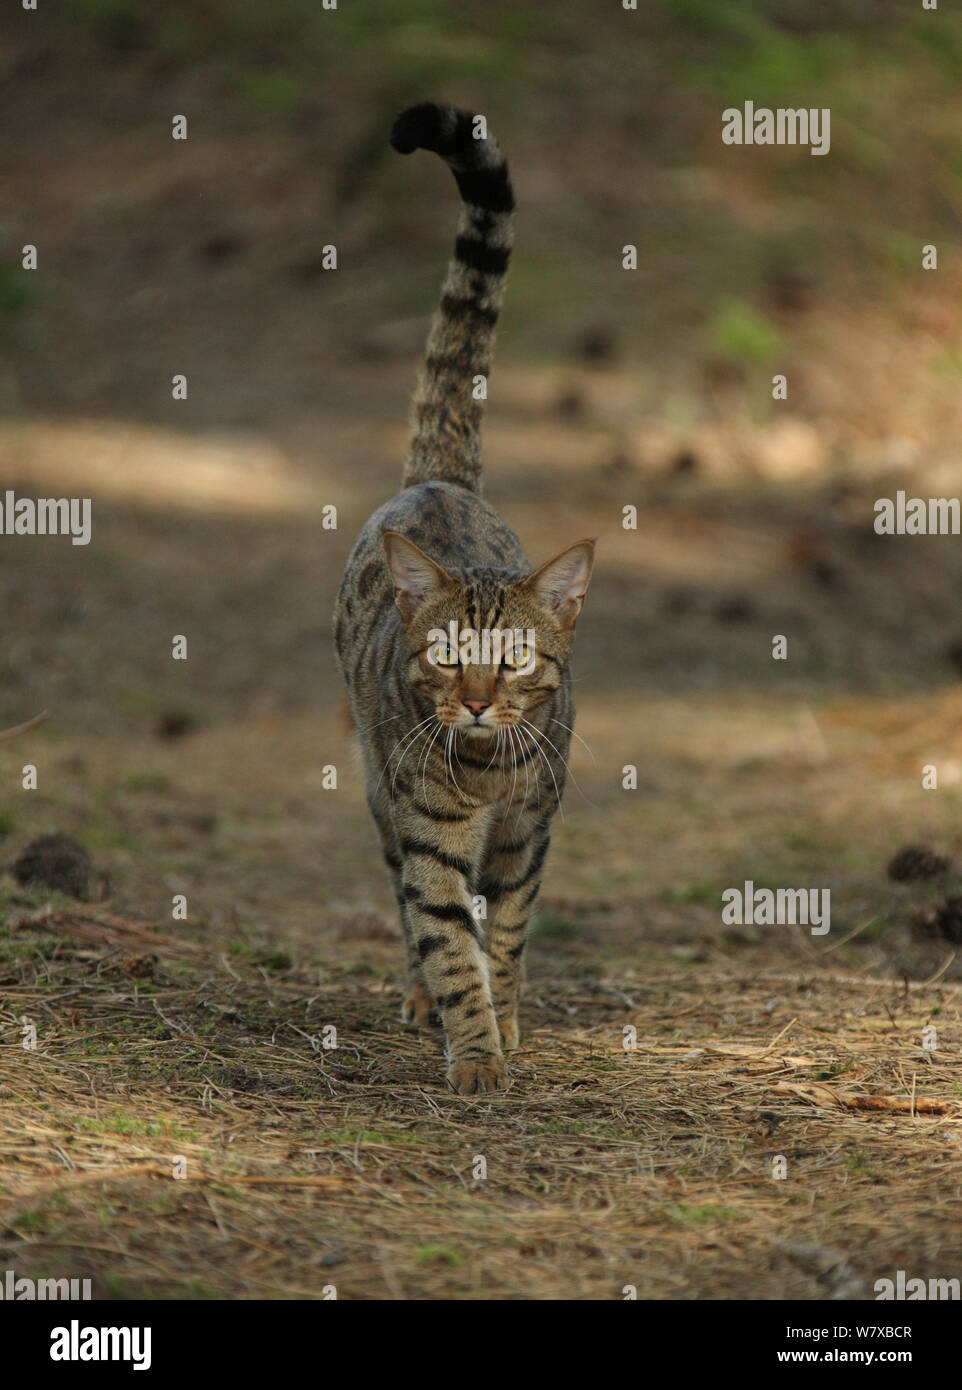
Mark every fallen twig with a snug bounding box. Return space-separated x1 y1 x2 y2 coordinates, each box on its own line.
1 1163 353 1208
774 1081 948 1115
0 710 48 742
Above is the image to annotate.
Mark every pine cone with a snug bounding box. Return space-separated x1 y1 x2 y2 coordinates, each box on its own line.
914 898 962 945
933 898 962 945
13 833 91 900
887 846 951 882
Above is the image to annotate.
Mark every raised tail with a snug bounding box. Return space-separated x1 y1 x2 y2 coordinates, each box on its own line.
390 103 514 495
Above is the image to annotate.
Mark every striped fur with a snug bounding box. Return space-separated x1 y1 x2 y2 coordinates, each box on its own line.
390 102 514 494
333 105 594 1094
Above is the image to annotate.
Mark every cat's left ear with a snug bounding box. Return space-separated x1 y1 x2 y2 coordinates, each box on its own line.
521 539 595 632
382 530 457 622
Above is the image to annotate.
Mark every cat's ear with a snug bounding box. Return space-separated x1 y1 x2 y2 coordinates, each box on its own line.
521 539 595 631
381 531 456 622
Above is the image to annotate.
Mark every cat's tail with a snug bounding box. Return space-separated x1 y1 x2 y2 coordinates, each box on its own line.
390 103 514 495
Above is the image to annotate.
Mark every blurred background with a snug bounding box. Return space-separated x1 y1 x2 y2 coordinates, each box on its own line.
4 0 962 1306
2 0 962 973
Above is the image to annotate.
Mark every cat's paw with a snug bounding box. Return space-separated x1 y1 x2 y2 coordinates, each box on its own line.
401 986 440 1028
447 1056 507 1095
497 1016 520 1051
400 1000 442 1034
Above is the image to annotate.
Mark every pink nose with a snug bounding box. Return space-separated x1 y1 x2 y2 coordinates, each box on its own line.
463 699 491 717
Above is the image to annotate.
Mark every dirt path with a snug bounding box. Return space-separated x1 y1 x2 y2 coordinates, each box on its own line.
2 898 959 1299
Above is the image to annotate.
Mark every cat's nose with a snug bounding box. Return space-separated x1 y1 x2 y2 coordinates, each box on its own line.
463 698 491 718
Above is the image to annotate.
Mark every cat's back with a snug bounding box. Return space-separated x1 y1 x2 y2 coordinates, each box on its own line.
338 482 526 603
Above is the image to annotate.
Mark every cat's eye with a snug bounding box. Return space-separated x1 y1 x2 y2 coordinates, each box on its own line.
502 643 533 669
429 640 460 667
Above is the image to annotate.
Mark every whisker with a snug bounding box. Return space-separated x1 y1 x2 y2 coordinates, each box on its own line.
520 716 596 811
516 725 530 816
518 718 564 822
514 725 539 814
505 725 519 813
547 716 596 763
372 716 435 799
482 726 502 772
445 727 467 800
512 725 543 832
418 718 445 812
391 724 433 797
354 711 404 737
452 730 469 781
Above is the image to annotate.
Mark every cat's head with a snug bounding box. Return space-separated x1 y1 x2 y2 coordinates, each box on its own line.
382 531 594 736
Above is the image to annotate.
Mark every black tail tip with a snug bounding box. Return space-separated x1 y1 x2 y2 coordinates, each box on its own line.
389 102 458 156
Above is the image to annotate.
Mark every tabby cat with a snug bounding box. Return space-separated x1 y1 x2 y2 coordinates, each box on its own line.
333 103 594 1094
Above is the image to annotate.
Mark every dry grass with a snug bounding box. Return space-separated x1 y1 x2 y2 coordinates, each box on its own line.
1 902 959 1300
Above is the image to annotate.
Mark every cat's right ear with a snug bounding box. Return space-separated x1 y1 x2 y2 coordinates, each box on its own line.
381 531 456 622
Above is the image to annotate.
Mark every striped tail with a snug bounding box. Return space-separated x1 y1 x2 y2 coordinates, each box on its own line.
390 103 515 495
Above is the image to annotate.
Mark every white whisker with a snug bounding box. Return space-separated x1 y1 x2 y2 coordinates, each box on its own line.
391 724 433 797
418 718 445 812
547 716 596 762
446 727 467 801
372 715 435 799
520 715 596 810
518 718 564 822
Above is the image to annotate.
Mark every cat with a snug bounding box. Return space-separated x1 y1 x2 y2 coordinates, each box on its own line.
333 103 594 1094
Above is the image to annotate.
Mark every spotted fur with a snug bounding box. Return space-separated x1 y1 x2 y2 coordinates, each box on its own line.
333 104 594 1094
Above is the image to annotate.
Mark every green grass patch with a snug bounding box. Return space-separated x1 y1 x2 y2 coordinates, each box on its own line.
707 298 782 366
530 910 580 941
122 769 170 793
322 1126 422 1149
413 1243 465 1267
666 1202 740 1226
79 1112 199 1142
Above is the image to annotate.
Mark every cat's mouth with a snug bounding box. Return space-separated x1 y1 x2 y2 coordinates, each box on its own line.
440 714 500 737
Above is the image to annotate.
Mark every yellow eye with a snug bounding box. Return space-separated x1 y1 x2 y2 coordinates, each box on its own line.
502 643 532 669
429 641 459 667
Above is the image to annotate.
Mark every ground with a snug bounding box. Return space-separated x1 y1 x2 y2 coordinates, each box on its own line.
1 1 962 1300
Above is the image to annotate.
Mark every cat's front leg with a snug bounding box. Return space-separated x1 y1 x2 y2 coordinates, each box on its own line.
400 851 506 1094
400 942 437 1028
390 851 439 1028
480 813 551 1051
371 826 437 1027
